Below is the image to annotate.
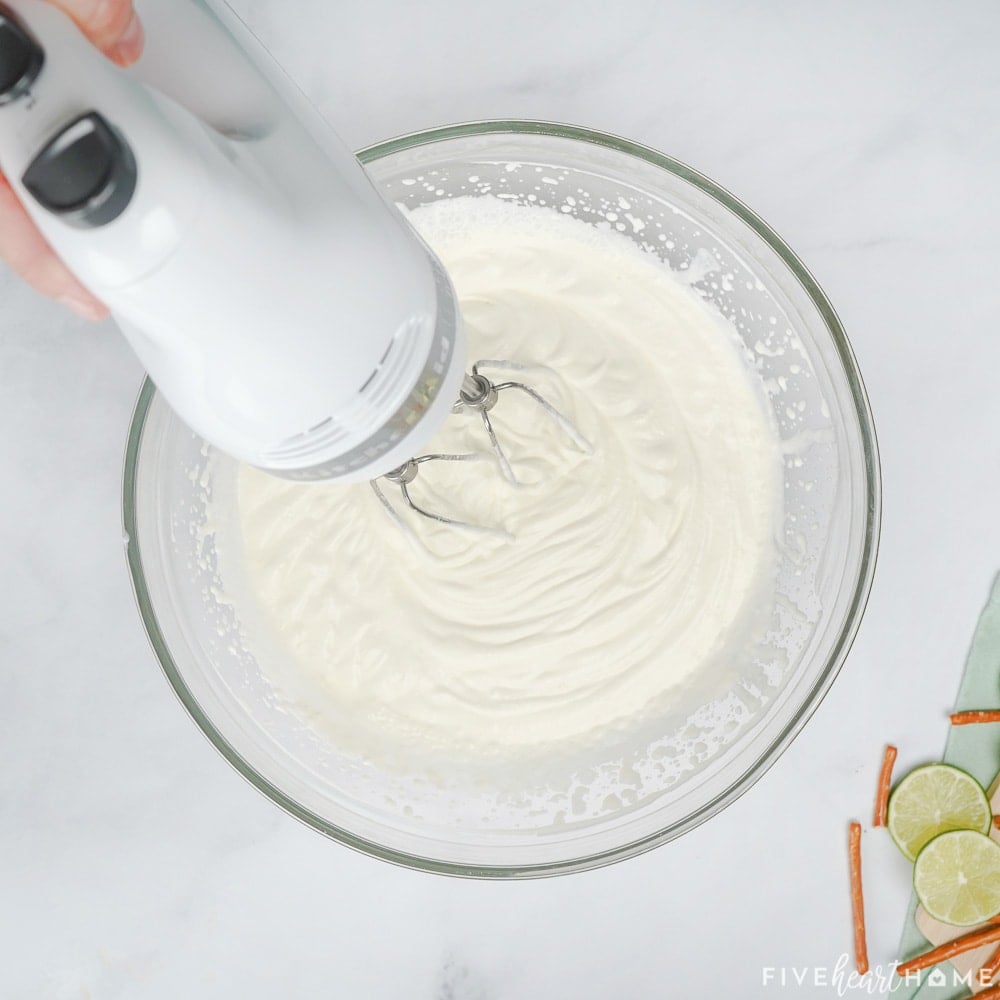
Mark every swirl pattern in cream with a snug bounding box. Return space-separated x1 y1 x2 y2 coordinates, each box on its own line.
235 197 782 761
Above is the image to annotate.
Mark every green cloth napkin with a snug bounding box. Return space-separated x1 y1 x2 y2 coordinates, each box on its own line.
896 574 1000 1000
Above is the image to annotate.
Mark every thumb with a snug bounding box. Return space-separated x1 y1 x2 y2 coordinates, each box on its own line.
45 0 144 66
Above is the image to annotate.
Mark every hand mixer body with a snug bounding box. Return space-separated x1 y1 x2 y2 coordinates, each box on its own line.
0 0 466 482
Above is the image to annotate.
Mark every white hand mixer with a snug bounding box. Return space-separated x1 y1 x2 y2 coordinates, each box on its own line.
0 0 589 532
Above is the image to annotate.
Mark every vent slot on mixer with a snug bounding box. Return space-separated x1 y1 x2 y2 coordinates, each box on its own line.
260 327 421 466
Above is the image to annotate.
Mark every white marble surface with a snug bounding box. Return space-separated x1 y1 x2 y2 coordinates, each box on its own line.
3 1 1000 997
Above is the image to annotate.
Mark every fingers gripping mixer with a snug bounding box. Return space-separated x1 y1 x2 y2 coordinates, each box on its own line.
0 0 590 534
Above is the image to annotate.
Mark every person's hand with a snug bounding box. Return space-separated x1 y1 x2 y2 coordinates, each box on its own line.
0 0 144 320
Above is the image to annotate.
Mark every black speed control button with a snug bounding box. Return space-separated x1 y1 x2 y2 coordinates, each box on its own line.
0 4 44 105
22 112 138 228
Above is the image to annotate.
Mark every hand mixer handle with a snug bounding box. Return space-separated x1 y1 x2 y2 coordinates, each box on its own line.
128 0 281 138
0 0 467 480
0 0 268 286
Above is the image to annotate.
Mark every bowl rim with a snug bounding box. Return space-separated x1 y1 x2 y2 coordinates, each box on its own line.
122 119 882 879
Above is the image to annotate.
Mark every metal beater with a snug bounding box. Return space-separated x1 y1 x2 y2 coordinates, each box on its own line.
371 360 592 539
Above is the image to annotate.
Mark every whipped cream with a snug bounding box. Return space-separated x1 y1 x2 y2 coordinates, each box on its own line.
234 197 783 763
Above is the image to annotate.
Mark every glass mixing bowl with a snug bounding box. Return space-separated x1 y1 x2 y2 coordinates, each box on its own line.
123 121 880 877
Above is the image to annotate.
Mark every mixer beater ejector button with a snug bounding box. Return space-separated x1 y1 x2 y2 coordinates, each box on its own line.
22 112 138 228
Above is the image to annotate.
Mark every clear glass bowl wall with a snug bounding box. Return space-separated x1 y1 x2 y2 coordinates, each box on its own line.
124 122 880 877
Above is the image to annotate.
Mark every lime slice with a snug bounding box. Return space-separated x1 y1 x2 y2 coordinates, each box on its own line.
887 763 992 862
914 830 1000 925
